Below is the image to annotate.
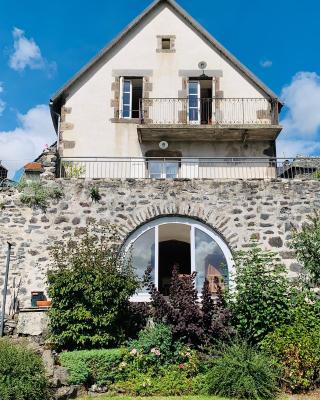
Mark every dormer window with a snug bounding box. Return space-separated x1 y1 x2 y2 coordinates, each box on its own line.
157 35 176 53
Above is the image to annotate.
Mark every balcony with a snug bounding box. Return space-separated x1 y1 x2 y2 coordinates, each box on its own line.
137 98 281 142
58 157 320 180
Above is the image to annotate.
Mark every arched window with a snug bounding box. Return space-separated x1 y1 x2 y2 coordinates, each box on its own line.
124 216 234 301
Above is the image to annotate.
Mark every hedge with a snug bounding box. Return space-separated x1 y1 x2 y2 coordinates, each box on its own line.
59 348 125 386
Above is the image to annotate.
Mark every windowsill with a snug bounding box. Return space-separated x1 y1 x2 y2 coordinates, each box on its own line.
156 49 176 53
110 118 140 124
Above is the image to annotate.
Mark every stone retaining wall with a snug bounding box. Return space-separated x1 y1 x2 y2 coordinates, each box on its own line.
0 178 319 326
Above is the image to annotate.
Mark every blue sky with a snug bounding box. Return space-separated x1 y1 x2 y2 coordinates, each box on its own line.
1 0 320 176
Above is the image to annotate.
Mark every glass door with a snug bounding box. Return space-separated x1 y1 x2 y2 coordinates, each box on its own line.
188 80 200 124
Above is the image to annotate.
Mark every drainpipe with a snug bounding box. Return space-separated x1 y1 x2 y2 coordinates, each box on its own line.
0 242 12 337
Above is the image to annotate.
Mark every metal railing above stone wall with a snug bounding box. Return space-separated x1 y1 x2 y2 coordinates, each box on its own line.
58 157 320 180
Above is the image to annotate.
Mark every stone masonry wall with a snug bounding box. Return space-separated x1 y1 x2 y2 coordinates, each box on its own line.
0 178 319 317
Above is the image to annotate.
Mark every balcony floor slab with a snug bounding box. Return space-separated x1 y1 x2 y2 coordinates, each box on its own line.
137 124 282 142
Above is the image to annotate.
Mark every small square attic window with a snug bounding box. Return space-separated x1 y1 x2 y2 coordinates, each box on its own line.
157 35 176 53
162 38 171 50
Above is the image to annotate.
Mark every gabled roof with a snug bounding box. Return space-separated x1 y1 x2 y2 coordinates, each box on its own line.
50 0 280 106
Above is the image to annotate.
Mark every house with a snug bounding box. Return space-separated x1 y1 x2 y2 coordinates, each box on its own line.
46 0 286 299
49 0 282 182
23 162 43 183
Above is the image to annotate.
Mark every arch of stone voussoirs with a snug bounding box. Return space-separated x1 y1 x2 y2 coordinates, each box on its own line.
122 214 236 298
117 200 238 247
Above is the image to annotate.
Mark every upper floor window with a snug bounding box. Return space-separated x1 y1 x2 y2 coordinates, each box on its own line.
120 77 143 119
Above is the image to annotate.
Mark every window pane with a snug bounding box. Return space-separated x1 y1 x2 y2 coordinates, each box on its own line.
165 162 178 178
189 97 198 108
162 38 171 50
131 228 155 293
123 80 131 92
149 162 162 179
189 109 199 121
123 92 130 105
123 105 130 118
195 228 228 293
189 82 198 95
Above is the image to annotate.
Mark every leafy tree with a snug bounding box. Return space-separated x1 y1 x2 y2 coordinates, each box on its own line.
291 212 320 286
48 226 139 350
261 292 320 393
230 245 291 344
144 265 232 347
261 293 320 393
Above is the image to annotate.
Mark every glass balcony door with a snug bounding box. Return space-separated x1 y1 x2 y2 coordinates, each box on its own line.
188 80 200 124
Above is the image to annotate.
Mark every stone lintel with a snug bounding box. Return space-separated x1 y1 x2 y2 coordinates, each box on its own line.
179 70 223 78
112 69 153 77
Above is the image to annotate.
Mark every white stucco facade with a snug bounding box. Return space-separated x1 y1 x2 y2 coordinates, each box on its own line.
52 0 281 179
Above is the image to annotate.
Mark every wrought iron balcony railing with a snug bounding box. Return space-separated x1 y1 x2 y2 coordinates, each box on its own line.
138 98 279 125
58 157 320 180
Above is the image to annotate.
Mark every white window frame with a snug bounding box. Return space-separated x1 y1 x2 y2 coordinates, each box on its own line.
123 216 235 302
148 160 180 179
188 80 200 125
120 77 132 119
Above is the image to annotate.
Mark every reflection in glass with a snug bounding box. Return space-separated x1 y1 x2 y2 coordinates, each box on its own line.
148 162 179 179
195 228 228 293
123 80 131 92
149 162 162 179
130 228 155 293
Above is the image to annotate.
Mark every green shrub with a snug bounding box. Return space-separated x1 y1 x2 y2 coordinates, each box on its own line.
0 339 49 400
59 348 125 386
19 181 63 209
110 365 196 396
262 324 320 393
90 187 101 202
62 162 86 178
291 212 320 286
205 342 280 400
48 226 139 350
230 245 291 343
127 323 182 370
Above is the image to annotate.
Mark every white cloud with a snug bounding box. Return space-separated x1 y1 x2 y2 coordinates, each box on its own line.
276 139 320 159
0 83 6 116
277 71 320 157
280 72 320 136
260 59 273 68
9 27 56 75
0 105 56 178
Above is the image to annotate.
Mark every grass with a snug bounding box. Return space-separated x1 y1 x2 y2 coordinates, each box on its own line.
79 397 292 400
80 397 234 400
